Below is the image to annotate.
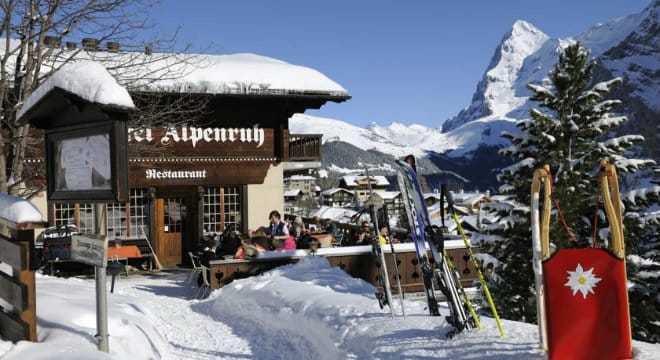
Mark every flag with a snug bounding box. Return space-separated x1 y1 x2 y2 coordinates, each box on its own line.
543 248 631 360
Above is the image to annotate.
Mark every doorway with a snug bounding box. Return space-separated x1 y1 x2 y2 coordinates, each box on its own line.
154 193 191 266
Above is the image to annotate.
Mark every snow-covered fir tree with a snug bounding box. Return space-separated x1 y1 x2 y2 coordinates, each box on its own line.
480 42 659 341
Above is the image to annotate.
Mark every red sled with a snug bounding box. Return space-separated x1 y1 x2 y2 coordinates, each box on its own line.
543 248 632 360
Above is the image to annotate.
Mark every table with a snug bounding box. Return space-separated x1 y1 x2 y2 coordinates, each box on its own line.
310 233 334 248
107 245 141 259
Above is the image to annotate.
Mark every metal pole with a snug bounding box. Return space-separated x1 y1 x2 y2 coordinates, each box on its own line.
93 203 109 353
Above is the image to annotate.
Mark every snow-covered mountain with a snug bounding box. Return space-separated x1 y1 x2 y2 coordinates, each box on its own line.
443 0 659 142
291 0 659 185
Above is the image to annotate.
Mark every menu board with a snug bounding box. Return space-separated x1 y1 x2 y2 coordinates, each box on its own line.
54 134 111 191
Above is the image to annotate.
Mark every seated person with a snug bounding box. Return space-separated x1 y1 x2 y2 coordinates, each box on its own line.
274 224 298 251
324 219 338 239
308 216 321 232
353 229 368 246
234 233 268 259
198 240 218 286
291 225 314 249
218 224 241 257
378 226 389 245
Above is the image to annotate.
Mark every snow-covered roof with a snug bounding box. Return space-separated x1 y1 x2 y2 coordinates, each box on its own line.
18 60 134 120
284 189 302 197
341 175 390 187
0 194 44 224
5 38 349 108
287 175 316 181
138 52 349 98
489 195 511 202
378 191 400 200
424 193 441 201
451 192 488 206
311 206 357 222
321 188 353 196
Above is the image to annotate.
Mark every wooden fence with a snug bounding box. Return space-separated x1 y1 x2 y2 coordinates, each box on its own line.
0 202 45 342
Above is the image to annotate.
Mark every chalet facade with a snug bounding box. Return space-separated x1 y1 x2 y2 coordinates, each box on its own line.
284 175 318 198
25 52 349 266
339 175 390 204
320 188 354 207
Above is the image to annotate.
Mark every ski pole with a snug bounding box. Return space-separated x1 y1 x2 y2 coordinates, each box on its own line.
445 186 506 338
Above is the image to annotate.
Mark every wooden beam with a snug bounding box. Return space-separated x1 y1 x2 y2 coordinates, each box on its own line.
0 272 27 311
0 308 29 343
0 238 28 271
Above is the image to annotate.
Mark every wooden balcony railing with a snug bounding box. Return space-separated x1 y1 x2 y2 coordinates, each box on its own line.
287 134 322 161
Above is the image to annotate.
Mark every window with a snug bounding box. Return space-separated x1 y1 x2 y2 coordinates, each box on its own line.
129 188 149 237
51 188 149 237
78 204 95 234
203 186 242 233
106 202 127 237
53 203 75 228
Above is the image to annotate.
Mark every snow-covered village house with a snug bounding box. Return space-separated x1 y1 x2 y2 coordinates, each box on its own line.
450 190 493 215
19 43 349 267
320 188 355 207
339 175 390 204
284 175 320 199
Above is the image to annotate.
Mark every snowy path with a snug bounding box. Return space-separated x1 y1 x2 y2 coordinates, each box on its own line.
115 271 253 359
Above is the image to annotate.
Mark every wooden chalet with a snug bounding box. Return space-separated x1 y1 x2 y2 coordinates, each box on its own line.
23 51 349 267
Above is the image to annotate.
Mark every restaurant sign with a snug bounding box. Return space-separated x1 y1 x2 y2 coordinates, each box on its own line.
128 124 265 148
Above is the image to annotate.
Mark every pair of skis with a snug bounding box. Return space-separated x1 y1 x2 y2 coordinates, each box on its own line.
397 160 476 337
364 167 405 318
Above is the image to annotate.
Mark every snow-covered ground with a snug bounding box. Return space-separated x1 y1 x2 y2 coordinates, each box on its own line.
1 257 658 359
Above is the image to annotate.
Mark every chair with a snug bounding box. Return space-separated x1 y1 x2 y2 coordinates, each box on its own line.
187 252 203 285
194 265 211 299
332 234 344 247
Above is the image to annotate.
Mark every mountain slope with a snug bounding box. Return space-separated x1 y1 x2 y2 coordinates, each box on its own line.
290 1 659 188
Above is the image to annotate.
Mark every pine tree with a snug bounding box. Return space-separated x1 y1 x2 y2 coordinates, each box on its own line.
481 43 659 335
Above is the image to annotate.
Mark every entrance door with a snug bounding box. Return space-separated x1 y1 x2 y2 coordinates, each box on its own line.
155 195 188 266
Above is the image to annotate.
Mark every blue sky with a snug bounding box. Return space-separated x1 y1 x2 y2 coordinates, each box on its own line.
150 0 650 129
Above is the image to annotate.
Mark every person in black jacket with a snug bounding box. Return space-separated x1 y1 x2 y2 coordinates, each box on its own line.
198 239 218 287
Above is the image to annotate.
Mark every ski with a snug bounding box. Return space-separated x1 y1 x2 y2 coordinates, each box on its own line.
382 204 406 318
397 159 474 336
397 171 440 316
364 166 395 317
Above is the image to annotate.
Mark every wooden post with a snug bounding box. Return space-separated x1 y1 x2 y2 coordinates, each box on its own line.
16 229 36 341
